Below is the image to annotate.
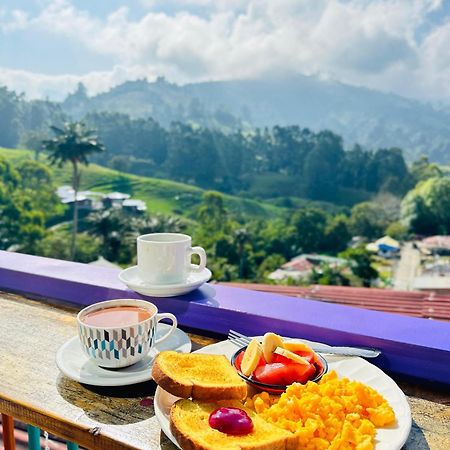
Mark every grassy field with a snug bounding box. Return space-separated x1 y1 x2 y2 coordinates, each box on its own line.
0 147 287 220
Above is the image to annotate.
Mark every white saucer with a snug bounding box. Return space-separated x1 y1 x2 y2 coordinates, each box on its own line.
56 323 191 386
118 266 212 297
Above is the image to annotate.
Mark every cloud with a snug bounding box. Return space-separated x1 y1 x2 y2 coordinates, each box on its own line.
1 0 450 101
0 65 152 100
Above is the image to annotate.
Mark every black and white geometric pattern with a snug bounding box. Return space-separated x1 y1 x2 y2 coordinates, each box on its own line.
78 319 155 364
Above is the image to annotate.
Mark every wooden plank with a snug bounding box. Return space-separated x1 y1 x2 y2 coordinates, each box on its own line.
1 414 16 450
0 292 177 450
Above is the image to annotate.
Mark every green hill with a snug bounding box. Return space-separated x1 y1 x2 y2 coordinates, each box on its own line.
0 147 286 220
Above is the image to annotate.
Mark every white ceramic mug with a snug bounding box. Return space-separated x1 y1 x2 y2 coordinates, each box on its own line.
77 299 177 368
137 233 207 285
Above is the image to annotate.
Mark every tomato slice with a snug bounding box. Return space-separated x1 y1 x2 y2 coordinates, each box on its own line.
254 362 316 385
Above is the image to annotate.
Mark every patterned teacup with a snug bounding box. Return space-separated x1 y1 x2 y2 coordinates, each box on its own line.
77 299 177 368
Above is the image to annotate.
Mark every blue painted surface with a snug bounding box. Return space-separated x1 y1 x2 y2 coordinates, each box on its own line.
67 442 79 450
0 250 450 384
27 425 40 450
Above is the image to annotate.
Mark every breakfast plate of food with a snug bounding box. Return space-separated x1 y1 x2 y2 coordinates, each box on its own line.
153 333 411 450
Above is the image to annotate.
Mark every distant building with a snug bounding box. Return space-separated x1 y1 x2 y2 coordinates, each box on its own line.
413 276 450 294
102 192 130 209
268 257 314 282
420 236 450 256
268 254 345 282
122 199 147 214
366 236 400 257
56 186 146 216
56 185 103 211
293 254 346 267
60 194 93 211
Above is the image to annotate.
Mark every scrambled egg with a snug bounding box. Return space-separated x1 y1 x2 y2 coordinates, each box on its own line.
244 371 396 450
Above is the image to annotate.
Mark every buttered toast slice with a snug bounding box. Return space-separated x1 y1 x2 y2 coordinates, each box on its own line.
152 351 247 400
170 399 297 450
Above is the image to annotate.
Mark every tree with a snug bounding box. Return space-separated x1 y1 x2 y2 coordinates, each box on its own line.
291 208 328 253
0 86 22 148
36 230 100 263
16 160 61 221
234 227 251 279
87 209 133 262
401 177 450 235
197 191 228 232
0 157 46 252
256 254 286 282
324 214 351 253
303 131 344 201
411 156 443 184
43 122 105 260
349 202 386 239
340 247 378 287
308 263 350 286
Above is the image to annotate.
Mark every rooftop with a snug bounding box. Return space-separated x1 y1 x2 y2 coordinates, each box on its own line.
219 282 450 322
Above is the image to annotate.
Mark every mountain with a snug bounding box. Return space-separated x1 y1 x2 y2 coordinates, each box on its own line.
61 75 450 163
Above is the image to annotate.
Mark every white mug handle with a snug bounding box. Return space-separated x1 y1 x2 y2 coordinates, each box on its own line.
155 313 178 345
188 246 207 272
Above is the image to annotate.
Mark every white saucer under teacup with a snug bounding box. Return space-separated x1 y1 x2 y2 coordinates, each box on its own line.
119 232 212 297
119 266 212 297
56 323 191 386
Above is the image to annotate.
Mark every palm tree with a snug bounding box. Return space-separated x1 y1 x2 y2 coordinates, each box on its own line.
43 122 105 260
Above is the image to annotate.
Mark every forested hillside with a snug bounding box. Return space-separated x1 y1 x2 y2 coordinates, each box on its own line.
0 83 415 207
2 76 450 166
62 76 450 163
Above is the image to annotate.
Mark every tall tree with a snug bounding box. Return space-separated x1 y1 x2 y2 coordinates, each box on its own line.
43 122 105 260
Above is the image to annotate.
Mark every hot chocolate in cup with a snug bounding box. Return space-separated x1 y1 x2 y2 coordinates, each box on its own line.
137 233 207 285
77 299 177 369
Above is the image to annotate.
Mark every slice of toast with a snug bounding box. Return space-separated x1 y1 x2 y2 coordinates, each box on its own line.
170 399 298 450
152 351 247 400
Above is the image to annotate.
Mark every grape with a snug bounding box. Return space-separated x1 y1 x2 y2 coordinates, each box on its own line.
208 407 254 435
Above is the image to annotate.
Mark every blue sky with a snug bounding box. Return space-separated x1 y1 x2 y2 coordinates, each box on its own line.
1 0 450 101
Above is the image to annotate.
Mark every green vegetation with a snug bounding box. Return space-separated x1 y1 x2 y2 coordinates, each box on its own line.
0 147 286 220
1 115 449 288
43 122 105 259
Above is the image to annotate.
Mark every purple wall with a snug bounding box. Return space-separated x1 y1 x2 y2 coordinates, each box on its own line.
1 250 449 384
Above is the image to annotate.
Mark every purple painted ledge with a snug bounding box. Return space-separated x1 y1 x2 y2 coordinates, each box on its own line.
1 250 450 384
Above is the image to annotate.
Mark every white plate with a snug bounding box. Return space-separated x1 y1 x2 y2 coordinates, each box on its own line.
56 324 191 386
154 339 412 450
118 266 212 297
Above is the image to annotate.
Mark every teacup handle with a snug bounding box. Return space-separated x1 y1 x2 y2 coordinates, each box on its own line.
188 246 207 272
155 313 178 345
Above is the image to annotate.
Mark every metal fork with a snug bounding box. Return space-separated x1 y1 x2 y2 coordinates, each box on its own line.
228 329 381 358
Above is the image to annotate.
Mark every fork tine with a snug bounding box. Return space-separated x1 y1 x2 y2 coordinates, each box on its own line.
228 329 251 343
228 337 249 347
228 329 252 348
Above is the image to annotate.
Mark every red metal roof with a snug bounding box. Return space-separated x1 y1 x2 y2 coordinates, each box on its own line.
218 283 450 322
282 258 314 272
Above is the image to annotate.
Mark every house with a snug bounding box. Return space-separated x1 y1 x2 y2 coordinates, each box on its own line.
102 192 131 209
60 193 93 211
419 236 450 256
268 257 314 282
56 185 103 211
366 236 400 257
122 199 147 214
268 254 345 282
